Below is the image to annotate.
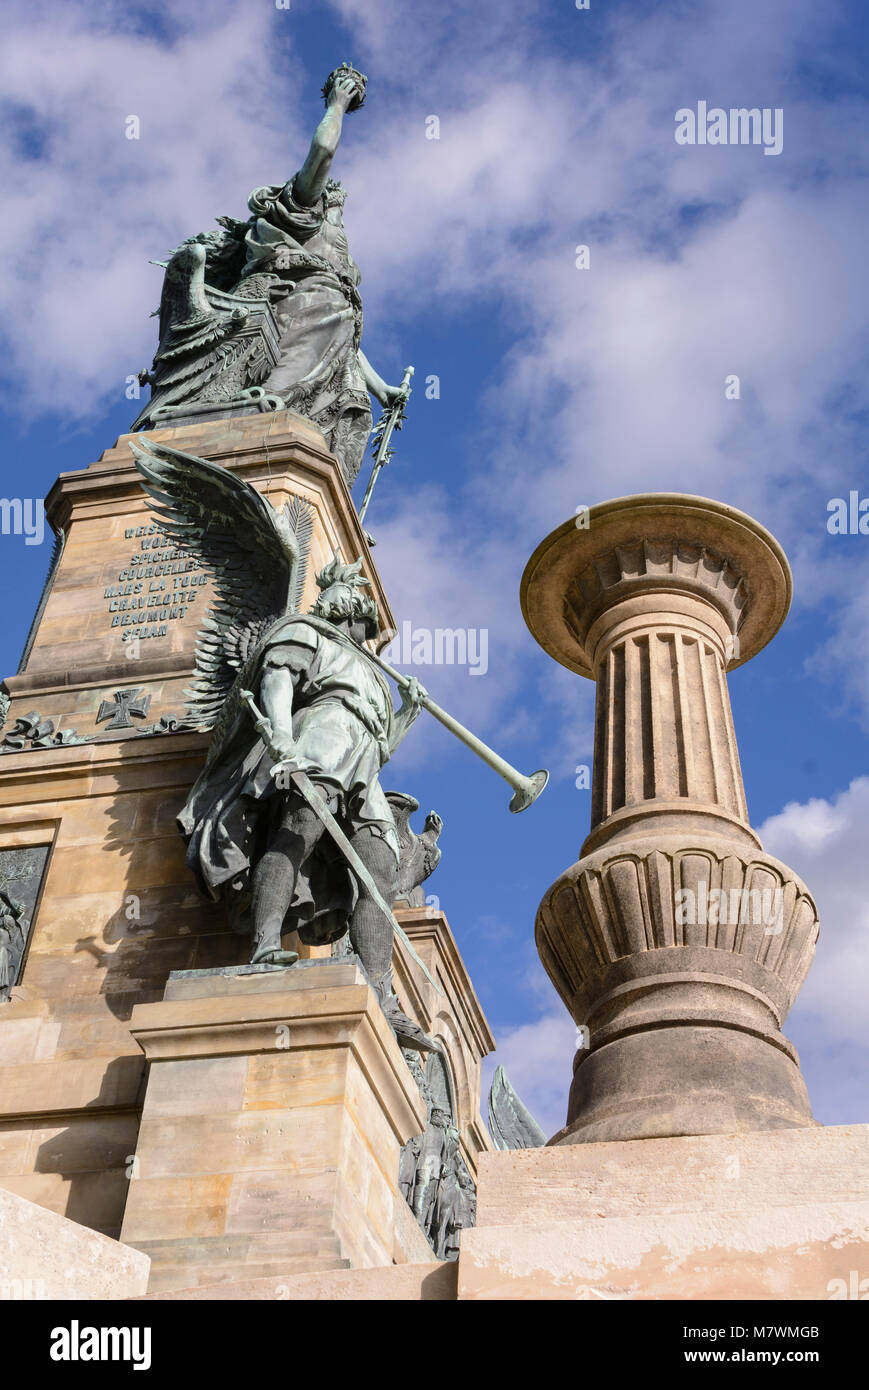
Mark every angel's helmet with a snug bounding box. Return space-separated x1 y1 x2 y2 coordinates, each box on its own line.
310 554 379 640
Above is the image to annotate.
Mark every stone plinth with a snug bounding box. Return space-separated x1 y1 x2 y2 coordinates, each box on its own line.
6 408 394 737
458 1126 869 1300
0 1185 150 1300
0 410 401 1245
119 959 427 1294
521 495 818 1143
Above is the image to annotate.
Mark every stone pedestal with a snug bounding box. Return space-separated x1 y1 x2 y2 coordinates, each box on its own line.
119 959 427 1294
0 407 497 1295
521 494 819 1143
458 1127 869 1300
0 409 396 1243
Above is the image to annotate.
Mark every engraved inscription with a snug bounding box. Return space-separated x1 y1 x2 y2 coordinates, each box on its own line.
105 523 209 645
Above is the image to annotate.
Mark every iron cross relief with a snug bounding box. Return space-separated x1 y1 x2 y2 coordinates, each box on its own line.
96 689 152 731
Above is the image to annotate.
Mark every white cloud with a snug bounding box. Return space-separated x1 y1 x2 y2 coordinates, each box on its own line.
761 777 869 1108
482 1010 576 1142
0 1 307 417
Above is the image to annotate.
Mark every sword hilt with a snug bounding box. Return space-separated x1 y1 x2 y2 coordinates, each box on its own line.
240 689 282 764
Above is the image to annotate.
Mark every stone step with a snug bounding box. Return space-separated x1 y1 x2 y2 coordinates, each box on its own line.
136 1261 457 1301
476 1124 869 1225
458 1198 869 1301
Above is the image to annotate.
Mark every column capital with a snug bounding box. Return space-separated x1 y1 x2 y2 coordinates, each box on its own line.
521 493 792 679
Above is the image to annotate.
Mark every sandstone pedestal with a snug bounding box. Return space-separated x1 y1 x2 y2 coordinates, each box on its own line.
458 1126 869 1300
119 959 428 1294
0 409 396 1244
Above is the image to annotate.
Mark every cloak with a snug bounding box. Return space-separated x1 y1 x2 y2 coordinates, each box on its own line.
179 614 400 945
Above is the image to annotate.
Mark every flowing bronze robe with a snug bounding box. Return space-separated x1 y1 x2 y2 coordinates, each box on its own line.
179 616 400 945
242 180 372 485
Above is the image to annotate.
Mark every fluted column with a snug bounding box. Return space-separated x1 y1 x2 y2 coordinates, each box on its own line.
521 495 819 1144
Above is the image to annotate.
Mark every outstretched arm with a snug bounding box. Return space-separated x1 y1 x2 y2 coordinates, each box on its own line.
294 70 365 208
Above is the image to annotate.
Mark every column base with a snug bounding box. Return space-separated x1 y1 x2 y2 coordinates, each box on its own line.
555 1024 815 1144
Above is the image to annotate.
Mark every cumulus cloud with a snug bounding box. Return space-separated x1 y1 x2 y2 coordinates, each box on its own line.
5 0 869 737
761 777 869 1114
482 1009 577 1141
0 0 307 417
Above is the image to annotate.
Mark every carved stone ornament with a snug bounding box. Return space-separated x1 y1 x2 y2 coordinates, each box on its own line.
1 712 93 753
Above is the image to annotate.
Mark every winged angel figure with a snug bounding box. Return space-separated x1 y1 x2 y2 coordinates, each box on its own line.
131 436 435 1051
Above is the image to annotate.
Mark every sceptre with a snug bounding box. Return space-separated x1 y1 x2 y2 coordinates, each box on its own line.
357 365 414 526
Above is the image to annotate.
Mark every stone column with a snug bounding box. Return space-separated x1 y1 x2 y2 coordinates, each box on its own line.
521 494 819 1144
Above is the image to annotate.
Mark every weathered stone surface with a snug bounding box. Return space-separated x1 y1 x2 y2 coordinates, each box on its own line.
474 1124 869 1223
0 1185 149 1300
120 961 428 1292
458 1203 869 1301
460 1127 869 1300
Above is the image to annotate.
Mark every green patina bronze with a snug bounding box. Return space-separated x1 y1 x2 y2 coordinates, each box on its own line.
133 64 406 489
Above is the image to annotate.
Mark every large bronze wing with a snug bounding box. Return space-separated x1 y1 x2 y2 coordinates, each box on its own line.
487 1065 547 1150
130 222 272 432
130 437 313 736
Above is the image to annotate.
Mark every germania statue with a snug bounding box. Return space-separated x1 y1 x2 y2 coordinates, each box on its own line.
132 63 406 488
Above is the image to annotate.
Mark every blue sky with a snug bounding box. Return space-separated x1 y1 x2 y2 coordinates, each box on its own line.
1 0 869 1135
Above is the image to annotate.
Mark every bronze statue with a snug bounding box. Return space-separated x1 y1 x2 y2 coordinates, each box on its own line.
133 64 406 488
0 893 26 1001
132 436 437 1050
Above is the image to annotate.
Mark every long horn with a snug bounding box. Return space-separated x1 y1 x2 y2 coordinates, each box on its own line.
358 642 549 814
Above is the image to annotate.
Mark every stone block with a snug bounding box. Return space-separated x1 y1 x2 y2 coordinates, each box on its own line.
0 1185 149 1300
460 1125 869 1300
120 961 427 1292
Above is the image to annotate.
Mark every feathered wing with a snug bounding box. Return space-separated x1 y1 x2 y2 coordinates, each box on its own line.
130 223 262 431
284 492 314 614
130 437 312 738
487 1065 547 1150
383 792 419 851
